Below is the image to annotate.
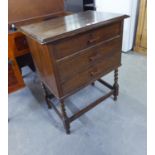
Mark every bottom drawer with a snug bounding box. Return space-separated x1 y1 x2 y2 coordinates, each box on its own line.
61 52 121 95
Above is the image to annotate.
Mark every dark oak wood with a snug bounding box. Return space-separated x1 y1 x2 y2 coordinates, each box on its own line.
51 22 121 59
69 90 114 122
60 99 70 134
41 82 53 109
57 37 122 83
20 11 128 134
21 11 128 44
61 52 121 95
98 79 113 90
9 0 64 26
113 69 119 101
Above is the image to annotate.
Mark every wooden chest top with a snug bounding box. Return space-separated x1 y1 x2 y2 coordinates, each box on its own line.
20 11 128 44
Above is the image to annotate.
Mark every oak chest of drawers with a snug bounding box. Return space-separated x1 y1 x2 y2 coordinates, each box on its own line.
21 11 128 134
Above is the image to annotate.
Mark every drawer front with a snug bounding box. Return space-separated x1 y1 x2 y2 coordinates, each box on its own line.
57 37 122 83
61 52 121 95
52 22 121 59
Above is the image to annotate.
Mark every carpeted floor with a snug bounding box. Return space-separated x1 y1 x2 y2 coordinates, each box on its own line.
8 52 147 155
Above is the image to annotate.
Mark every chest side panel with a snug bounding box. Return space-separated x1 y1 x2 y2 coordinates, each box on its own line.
27 38 60 97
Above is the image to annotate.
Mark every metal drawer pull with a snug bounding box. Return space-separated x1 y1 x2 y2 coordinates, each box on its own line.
87 37 100 44
90 70 99 76
89 54 100 62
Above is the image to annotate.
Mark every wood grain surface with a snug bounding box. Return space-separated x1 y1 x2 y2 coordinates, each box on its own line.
20 11 128 43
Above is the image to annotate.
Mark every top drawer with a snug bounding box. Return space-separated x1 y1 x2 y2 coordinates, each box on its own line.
51 22 122 59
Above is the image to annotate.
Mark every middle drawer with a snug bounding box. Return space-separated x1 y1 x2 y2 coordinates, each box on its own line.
56 37 122 83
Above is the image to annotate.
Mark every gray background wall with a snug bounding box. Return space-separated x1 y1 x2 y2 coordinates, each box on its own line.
64 0 83 12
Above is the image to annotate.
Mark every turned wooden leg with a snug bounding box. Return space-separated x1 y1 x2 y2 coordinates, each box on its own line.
113 69 119 101
91 82 95 86
41 82 52 109
60 100 70 134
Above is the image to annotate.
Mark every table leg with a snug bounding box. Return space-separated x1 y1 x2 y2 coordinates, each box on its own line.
91 82 95 86
113 69 119 101
60 99 70 134
41 82 52 109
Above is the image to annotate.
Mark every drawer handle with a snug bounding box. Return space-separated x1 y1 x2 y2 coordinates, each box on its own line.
89 54 100 62
88 37 100 44
90 70 99 77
